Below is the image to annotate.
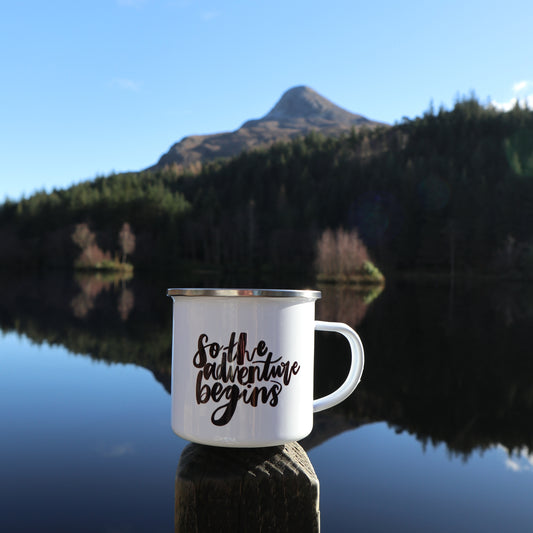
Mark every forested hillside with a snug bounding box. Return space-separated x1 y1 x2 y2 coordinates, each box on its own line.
1 96 533 277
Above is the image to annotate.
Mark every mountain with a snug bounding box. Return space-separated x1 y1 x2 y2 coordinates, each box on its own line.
149 86 387 170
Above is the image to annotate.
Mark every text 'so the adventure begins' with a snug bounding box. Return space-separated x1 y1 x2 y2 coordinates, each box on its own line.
193 331 300 425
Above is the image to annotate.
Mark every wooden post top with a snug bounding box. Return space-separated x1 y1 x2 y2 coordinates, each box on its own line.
175 441 320 532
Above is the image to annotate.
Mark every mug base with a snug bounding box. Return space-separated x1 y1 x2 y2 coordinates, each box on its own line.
172 428 312 448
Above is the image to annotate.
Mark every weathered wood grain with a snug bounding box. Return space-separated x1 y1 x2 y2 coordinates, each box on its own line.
175 441 320 532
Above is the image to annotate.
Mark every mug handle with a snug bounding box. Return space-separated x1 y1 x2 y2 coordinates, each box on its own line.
313 321 365 413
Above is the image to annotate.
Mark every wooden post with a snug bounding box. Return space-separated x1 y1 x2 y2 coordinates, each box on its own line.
175 441 320 532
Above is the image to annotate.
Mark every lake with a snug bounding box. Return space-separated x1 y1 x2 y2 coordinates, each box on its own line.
1 272 533 532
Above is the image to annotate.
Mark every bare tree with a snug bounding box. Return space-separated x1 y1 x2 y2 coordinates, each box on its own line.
316 228 371 278
72 223 109 267
316 228 337 276
118 223 136 264
72 223 95 251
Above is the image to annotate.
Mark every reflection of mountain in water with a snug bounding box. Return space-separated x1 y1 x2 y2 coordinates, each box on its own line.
1 273 533 459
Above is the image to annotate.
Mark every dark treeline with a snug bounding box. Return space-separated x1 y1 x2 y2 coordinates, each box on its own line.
2 96 533 276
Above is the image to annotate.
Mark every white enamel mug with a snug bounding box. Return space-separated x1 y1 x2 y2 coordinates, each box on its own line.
167 288 364 447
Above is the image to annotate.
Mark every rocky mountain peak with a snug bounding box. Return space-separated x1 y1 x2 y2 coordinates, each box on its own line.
149 86 386 170
263 85 360 123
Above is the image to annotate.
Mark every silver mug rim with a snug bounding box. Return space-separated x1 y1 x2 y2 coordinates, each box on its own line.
166 288 321 299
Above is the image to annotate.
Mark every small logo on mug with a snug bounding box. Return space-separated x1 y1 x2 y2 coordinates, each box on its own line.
193 332 300 426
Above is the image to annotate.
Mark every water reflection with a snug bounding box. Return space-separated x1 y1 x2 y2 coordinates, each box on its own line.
70 271 134 319
1 272 533 462
502 446 533 472
0 272 172 392
0 333 175 533
358 281 533 459
316 282 384 327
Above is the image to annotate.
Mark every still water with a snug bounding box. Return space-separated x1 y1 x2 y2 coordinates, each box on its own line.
1 273 533 532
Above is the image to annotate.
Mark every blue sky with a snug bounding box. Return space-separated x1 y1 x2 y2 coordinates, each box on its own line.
2 0 532 201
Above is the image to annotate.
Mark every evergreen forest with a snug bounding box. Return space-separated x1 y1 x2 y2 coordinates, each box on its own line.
1 96 533 279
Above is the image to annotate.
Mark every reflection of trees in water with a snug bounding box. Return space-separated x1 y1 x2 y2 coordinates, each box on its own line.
489 283 533 327
0 272 170 390
70 272 135 321
316 283 384 328
345 281 533 459
2 274 533 460
501 445 533 472
71 276 110 318
117 288 135 321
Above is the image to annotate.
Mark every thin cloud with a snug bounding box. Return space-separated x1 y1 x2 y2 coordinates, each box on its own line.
491 95 533 112
500 445 533 473
513 80 532 93
490 80 533 111
201 10 221 20
168 0 193 6
117 0 147 7
101 442 135 458
111 78 142 92
505 457 522 472
491 97 520 112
